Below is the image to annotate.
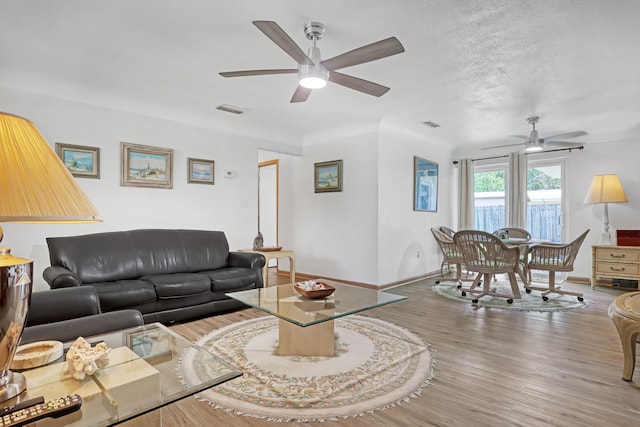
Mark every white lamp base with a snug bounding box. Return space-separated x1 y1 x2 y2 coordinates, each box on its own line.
598 231 613 245
598 202 614 245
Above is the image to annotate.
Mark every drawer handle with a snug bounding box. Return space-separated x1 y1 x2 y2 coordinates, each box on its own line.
609 266 626 272
610 253 626 258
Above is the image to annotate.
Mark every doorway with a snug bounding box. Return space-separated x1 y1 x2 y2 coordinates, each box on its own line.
258 159 278 267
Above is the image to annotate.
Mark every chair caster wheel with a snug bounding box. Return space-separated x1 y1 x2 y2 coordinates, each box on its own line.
507 299 513 304
472 299 479 304
525 289 532 294
435 280 440 284
542 296 549 301
461 291 467 297
578 296 584 302
456 284 462 289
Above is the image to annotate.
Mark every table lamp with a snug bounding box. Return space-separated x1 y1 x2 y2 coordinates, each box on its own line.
0 112 101 401
584 174 628 245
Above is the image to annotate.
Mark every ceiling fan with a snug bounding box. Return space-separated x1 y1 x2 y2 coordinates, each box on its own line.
219 21 405 103
483 116 587 152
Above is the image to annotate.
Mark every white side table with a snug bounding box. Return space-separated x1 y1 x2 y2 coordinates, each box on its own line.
239 249 296 287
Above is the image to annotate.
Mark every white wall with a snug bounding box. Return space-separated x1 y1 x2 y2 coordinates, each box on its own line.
0 87 300 290
377 122 455 284
566 141 640 278
283 133 380 284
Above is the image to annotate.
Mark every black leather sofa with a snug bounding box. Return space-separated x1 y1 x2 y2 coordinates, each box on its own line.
42 229 265 324
22 287 144 344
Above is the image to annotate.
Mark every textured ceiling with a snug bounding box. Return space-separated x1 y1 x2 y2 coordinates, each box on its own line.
1 0 639 153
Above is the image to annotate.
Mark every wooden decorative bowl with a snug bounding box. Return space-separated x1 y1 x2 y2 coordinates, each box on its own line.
294 282 335 299
11 340 63 369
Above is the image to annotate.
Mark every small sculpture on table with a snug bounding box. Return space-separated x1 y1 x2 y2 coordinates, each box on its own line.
64 337 110 380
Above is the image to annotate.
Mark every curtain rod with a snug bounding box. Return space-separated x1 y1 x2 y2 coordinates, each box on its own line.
452 145 584 164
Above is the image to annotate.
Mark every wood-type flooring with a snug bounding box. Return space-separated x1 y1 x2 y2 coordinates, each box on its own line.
150 271 640 426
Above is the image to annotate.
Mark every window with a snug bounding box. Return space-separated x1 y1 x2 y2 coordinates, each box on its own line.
474 162 507 232
527 160 565 243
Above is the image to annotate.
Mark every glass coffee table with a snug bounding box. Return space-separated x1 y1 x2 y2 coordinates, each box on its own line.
227 280 407 357
16 323 241 426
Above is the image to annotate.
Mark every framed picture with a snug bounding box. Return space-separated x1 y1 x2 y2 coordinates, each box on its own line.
414 156 438 212
121 142 173 188
314 160 343 193
187 158 215 185
55 143 100 179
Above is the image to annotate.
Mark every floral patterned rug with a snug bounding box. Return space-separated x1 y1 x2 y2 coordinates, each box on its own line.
180 315 433 422
432 278 591 311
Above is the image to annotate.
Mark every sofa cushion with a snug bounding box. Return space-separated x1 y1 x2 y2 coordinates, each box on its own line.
91 280 157 311
141 273 211 299
205 268 258 292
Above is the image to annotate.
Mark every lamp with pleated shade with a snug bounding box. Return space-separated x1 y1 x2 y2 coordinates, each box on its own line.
584 174 628 245
0 112 101 401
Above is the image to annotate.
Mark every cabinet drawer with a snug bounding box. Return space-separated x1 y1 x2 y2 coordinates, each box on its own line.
596 249 640 263
596 262 640 277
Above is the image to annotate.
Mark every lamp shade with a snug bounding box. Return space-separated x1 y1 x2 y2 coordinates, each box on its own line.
584 174 628 204
0 112 101 222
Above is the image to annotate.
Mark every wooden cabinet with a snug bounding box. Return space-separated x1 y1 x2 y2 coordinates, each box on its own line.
592 245 640 289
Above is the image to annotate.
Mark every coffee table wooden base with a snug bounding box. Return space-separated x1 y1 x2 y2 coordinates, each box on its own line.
278 319 335 357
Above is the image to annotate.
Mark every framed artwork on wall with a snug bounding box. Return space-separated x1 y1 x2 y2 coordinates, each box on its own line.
121 142 173 188
414 156 438 212
187 158 215 185
314 159 343 193
55 142 100 179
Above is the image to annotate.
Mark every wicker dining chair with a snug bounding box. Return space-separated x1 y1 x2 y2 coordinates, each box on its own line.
431 228 477 287
524 229 590 301
453 230 527 304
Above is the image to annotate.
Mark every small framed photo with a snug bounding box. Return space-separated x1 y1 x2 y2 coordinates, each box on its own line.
55 143 100 179
121 142 173 189
414 156 439 212
187 158 215 185
314 160 343 193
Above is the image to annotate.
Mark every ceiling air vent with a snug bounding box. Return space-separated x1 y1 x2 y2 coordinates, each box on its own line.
421 121 440 128
216 104 244 115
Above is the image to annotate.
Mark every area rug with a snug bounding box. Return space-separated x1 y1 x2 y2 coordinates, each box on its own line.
432 278 590 311
179 315 433 422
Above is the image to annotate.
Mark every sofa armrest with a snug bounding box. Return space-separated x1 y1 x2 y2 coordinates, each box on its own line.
21 310 145 345
229 251 266 287
27 287 101 327
43 266 83 288
229 251 266 270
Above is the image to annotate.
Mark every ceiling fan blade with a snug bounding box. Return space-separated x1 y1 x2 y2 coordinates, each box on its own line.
481 142 527 150
321 37 405 71
509 135 529 140
219 69 297 78
328 71 390 97
290 86 312 103
253 21 314 66
542 131 587 142
544 141 585 148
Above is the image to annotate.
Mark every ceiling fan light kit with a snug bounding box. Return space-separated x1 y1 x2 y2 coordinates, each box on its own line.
219 20 405 103
298 43 328 89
